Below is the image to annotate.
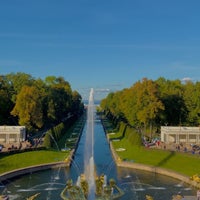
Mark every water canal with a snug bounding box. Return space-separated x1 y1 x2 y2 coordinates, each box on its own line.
0 91 197 200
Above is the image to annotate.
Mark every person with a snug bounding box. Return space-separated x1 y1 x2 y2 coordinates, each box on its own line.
197 189 200 200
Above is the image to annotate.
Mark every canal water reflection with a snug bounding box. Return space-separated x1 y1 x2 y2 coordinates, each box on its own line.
1 110 197 199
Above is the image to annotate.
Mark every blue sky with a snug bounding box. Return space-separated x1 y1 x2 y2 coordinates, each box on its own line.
0 0 200 99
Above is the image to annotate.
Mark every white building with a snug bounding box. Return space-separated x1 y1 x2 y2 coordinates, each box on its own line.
0 126 26 144
161 126 200 144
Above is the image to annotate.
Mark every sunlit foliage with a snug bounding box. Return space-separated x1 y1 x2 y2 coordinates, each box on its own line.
0 73 84 133
101 77 200 137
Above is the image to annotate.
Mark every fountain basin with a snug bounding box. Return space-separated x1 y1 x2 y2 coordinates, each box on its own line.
60 174 124 200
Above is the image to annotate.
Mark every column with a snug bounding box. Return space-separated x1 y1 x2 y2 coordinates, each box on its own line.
17 133 20 143
196 133 199 144
166 133 169 143
6 133 10 144
176 133 179 144
186 133 189 144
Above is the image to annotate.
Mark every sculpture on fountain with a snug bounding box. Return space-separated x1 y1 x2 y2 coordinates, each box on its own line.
60 174 124 200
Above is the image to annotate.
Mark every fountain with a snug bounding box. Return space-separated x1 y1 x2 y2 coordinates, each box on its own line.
60 88 124 200
1 88 197 199
84 88 95 200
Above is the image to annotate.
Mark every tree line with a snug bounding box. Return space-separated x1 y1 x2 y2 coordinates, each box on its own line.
100 77 200 136
0 72 84 133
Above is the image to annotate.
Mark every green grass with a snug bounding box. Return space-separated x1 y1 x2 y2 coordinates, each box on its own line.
0 150 69 174
57 116 85 149
110 131 200 176
2 116 200 178
0 117 85 175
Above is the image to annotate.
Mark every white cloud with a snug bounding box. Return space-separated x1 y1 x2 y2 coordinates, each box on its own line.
181 77 193 82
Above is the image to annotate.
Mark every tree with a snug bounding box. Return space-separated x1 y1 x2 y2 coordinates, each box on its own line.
119 88 138 126
156 77 187 125
44 76 73 123
6 72 34 103
11 85 44 131
0 75 14 124
133 78 164 135
101 78 164 137
71 90 84 115
184 81 200 125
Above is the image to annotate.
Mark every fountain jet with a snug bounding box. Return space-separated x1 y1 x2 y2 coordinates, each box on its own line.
84 88 95 200
60 88 124 200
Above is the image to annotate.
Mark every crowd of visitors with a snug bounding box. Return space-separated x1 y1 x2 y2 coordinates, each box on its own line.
144 137 200 156
0 141 32 152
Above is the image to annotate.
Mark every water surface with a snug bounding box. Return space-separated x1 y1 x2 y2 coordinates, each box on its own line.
1 111 196 199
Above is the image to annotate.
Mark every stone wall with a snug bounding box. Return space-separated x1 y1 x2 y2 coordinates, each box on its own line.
0 161 68 182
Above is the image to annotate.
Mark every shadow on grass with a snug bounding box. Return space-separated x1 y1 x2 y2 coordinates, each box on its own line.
113 125 127 141
155 150 176 167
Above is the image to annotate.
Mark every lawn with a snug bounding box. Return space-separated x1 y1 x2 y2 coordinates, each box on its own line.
109 131 200 177
0 150 69 174
0 117 85 175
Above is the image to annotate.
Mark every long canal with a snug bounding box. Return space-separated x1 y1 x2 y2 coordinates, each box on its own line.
0 105 197 199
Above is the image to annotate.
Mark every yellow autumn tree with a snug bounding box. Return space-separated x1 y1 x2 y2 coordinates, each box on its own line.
11 85 43 131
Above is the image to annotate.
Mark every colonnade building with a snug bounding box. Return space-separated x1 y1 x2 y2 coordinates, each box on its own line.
161 126 200 144
0 126 26 144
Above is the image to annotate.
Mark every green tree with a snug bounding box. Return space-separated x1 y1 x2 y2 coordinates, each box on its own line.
119 88 138 126
0 75 14 124
44 76 73 123
101 78 164 137
11 85 44 131
6 72 34 103
156 77 187 125
71 90 84 114
133 78 164 135
184 81 200 125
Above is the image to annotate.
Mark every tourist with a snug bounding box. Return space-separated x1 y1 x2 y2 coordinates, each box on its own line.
184 147 187 152
197 189 200 200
